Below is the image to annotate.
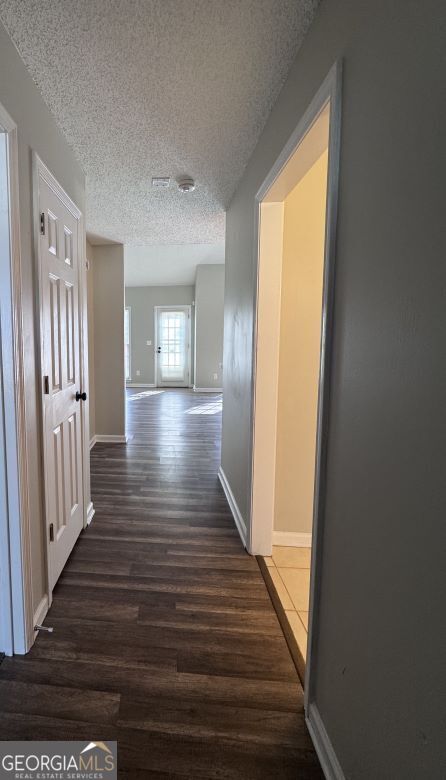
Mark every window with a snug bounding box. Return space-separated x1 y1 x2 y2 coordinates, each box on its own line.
124 306 131 381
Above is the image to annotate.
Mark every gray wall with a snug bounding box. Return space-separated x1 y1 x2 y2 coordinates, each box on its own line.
0 21 85 618
92 245 125 436
125 286 194 385
221 1 446 776
194 265 225 390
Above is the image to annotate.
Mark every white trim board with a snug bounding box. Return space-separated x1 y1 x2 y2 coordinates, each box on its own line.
303 61 343 714
92 434 129 444
0 102 34 655
126 383 156 388
193 386 222 393
272 531 312 548
306 704 345 780
33 595 49 634
125 305 132 382
218 467 247 548
86 502 95 525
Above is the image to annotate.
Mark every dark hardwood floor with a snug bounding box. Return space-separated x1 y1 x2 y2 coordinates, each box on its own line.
0 388 322 779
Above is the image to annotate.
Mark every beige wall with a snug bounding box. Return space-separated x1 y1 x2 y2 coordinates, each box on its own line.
92 245 125 437
274 150 328 535
0 21 85 618
194 265 225 389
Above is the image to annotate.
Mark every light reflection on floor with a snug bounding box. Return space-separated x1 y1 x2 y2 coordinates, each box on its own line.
185 398 222 415
127 390 165 401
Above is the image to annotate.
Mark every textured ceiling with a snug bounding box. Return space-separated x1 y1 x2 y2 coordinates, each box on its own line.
124 244 225 287
0 0 319 245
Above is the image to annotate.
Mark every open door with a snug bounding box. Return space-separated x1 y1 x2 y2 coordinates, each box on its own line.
35 156 86 592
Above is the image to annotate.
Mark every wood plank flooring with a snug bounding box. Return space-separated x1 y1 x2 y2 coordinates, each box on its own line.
0 388 322 778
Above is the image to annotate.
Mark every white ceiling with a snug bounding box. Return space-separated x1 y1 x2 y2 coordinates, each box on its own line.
124 243 225 287
0 0 319 245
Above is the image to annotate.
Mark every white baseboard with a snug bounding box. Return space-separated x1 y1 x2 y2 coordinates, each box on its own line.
33 595 49 636
306 703 345 780
93 434 129 444
218 467 247 548
193 386 222 393
86 501 95 525
126 383 156 388
272 531 312 547
89 435 97 449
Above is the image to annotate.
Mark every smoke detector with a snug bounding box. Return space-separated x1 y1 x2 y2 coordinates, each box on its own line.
177 177 196 193
152 177 170 188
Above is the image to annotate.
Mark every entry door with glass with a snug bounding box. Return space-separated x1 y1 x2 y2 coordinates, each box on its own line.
155 306 191 387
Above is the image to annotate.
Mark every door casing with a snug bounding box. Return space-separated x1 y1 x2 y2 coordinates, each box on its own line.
0 102 34 655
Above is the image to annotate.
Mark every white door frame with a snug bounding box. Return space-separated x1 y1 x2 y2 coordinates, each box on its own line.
33 153 91 608
0 102 34 655
154 304 192 387
248 62 342 723
125 305 132 381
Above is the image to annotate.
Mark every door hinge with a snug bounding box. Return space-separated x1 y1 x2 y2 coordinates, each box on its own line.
49 523 54 542
40 212 45 235
43 375 49 394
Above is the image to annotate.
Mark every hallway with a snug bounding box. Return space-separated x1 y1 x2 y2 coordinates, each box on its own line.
0 389 321 778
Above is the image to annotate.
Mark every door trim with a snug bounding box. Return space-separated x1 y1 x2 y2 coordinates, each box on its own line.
154 305 192 387
0 102 34 654
248 61 343 722
33 152 90 606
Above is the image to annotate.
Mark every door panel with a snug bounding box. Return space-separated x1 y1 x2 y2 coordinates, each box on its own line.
38 172 84 590
156 307 190 387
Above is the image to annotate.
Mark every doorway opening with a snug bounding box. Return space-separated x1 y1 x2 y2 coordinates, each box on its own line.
250 64 341 702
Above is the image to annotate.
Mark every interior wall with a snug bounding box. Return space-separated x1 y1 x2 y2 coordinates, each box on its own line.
86 239 96 440
221 0 446 775
0 21 85 620
194 264 225 390
93 245 125 437
274 149 328 536
125 285 195 386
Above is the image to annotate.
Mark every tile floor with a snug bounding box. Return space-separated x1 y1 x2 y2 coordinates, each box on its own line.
264 546 311 661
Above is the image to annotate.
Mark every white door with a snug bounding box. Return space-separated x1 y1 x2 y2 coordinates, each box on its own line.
155 306 190 387
37 159 84 591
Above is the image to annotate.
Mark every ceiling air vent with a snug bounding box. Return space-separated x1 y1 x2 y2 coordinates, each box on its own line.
151 177 170 188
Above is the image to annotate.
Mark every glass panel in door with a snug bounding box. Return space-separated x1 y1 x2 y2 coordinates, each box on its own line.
158 309 188 384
